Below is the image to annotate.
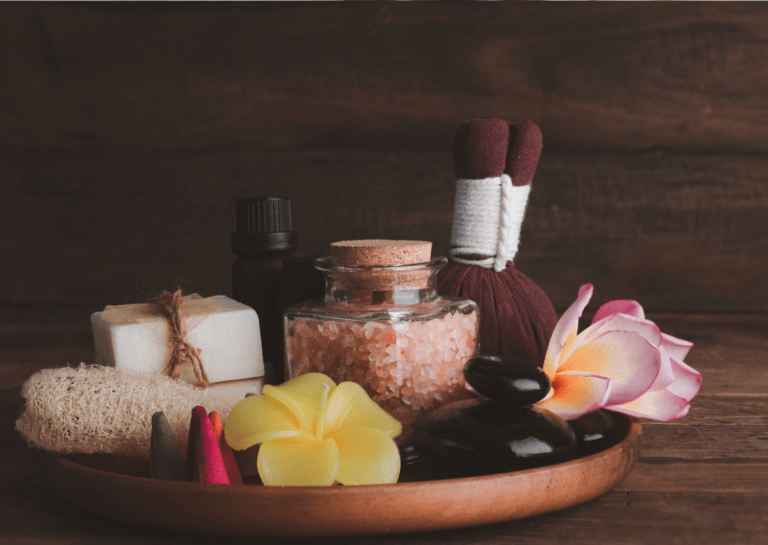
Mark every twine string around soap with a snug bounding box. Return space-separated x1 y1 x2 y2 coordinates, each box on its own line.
154 289 211 388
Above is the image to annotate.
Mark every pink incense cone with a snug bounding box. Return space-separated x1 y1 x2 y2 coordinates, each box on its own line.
188 406 230 485
209 411 243 485
439 119 557 366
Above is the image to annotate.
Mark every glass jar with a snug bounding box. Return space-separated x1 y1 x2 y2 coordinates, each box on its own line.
284 255 479 444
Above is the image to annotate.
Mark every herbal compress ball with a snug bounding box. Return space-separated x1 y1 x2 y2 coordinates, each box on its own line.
439 119 557 366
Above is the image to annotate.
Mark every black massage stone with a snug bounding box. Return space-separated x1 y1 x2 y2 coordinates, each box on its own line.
464 355 551 405
568 409 618 456
413 398 576 477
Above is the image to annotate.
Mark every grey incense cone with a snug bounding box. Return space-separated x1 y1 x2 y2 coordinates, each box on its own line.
150 411 187 481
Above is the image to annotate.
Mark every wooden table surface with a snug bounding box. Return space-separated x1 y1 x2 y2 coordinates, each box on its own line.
1 306 767 544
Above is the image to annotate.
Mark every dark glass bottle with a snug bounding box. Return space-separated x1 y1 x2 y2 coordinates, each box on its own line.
232 197 297 373
275 254 325 320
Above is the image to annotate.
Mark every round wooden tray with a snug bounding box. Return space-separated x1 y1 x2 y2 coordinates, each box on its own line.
44 414 641 537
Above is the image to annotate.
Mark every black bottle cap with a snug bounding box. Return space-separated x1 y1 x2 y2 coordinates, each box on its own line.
232 196 298 255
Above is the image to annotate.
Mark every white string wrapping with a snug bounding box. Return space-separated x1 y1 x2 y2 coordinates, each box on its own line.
449 174 532 273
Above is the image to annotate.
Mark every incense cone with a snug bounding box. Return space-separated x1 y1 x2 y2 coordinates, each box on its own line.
210 411 243 485
188 406 230 484
150 411 187 481
186 406 202 481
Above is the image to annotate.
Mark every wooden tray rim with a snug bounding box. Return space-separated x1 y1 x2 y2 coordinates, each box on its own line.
45 414 642 537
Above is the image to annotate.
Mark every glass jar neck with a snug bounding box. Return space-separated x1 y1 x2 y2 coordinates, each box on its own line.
315 256 446 305
325 286 438 305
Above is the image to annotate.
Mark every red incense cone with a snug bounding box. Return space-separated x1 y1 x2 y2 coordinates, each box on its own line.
439 119 557 366
209 411 243 485
187 406 230 485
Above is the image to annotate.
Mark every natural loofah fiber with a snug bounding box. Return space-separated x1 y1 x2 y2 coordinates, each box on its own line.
15 364 234 459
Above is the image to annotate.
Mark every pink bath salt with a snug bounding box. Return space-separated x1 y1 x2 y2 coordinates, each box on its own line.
286 310 478 443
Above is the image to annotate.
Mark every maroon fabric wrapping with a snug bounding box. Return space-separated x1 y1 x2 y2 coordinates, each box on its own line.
441 118 555 365
453 119 509 179
439 261 557 366
453 119 543 185
507 121 543 187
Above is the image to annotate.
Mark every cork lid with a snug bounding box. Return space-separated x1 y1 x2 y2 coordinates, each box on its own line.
330 240 432 267
327 240 436 292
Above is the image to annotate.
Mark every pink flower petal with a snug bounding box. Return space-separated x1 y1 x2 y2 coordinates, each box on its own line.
544 284 593 376
558 330 661 406
667 355 702 401
592 299 645 323
535 371 611 421
607 388 690 422
661 333 694 361
564 313 662 366
648 348 676 392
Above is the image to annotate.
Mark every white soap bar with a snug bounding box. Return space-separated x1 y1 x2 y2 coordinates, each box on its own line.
208 377 264 414
91 295 264 385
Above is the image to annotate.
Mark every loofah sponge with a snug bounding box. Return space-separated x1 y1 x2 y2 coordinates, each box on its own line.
15 364 234 459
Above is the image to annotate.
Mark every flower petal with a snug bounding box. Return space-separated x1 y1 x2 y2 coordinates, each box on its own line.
607 388 690 422
225 395 311 451
258 437 340 486
535 371 611 420
648 348 676 392
558 330 661 406
592 299 645 323
263 373 337 432
561 313 662 368
331 425 401 485
325 381 402 439
661 333 694 361
557 324 580 369
588 313 661 346
544 283 593 376
667 355 702 401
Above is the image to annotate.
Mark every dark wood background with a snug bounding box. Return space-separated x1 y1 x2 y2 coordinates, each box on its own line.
2 3 767 313
2 6 768 543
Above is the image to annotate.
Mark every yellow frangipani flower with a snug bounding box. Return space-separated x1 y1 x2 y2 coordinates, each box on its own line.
224 373 402 486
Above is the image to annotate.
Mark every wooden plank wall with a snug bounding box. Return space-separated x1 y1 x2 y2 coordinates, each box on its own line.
2 3 767 313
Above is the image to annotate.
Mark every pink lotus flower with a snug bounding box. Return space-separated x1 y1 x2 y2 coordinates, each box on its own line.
535 284 701 421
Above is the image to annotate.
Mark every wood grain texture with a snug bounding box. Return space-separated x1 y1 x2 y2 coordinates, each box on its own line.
641 422 768 460
5 489 766 545
657 394 768 426
2 311 767 543
3 150 767 310
2 388 767 544
2 3 767 541
2 309 766 393
617 461 768 492
2 3 767 312
1 4 767 153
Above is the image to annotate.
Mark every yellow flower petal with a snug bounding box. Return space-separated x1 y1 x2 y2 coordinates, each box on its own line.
263 373 336 432
324 381 402 439
258 437 339 486
332 425 400 485
225 394 308 451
